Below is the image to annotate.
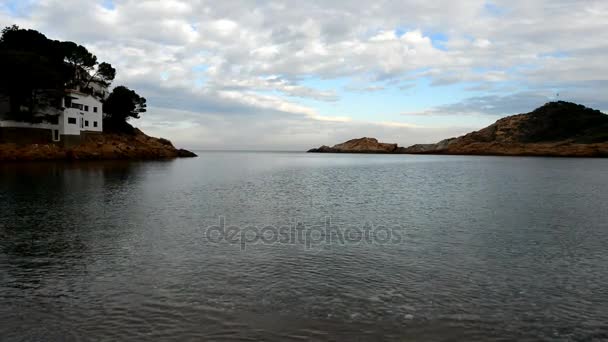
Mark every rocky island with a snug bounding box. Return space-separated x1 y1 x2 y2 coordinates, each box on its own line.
308 102 608 157
308 137 403 154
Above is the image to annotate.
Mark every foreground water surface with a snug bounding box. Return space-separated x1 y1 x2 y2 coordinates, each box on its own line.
1 152 608 341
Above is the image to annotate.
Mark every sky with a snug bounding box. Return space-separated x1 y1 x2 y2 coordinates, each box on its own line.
1 0 607 150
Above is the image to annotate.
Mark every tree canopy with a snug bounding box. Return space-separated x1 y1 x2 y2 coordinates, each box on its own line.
86 62 117 88
0 25 116 122
103 86 147 133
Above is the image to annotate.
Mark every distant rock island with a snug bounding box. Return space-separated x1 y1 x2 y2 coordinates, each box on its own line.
308 102 608 157
308 137 403 154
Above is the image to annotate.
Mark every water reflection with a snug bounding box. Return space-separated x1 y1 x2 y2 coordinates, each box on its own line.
0 161 173 291
1 154 608 341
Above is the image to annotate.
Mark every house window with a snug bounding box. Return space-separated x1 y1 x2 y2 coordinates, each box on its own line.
84 105 89 112
93 121 98 128
85 120 89 127
93 107 98 113
68 117 77 124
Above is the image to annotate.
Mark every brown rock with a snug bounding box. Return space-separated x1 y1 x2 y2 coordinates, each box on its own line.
308 137 401 153
307 102 608 157
177 149 197 157
0 129 198 161
402 101 608 157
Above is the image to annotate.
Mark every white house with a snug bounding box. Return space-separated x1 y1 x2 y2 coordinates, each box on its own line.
0 83 106 144
62 90 104 137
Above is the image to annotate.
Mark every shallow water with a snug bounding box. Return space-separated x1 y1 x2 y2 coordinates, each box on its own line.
1 152 608 341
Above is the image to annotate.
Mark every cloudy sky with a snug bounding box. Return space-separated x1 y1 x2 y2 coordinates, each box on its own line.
2 0 607 150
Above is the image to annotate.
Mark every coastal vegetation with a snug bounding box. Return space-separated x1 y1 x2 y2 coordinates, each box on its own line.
0 25 195 161
0 25 145 130
103 86 147 133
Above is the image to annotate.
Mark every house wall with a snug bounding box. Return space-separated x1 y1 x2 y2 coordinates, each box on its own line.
59 134 82 147
0 112 61 144
62 92 103 135
0 126 54 144
0 120 59 130
62 109 83 135
0 91 104 144
58 132 102 148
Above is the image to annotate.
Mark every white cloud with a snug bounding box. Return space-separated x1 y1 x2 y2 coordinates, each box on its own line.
138 106 470 150
1 0 607 149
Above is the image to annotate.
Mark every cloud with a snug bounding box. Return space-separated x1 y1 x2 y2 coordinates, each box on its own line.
407 86 608 116
416 92 554 116
1 0 607 148
139 106 471 150
344 85 386 93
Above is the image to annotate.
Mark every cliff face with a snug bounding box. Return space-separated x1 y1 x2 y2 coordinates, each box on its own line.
308 137 401 154
0 128 197 161
403 102 608 157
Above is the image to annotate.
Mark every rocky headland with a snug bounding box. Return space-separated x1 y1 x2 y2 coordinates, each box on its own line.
308 102 608 157
0 128 197 161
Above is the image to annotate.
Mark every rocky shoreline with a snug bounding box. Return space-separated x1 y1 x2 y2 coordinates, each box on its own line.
0 128 197 161
308 102 608 158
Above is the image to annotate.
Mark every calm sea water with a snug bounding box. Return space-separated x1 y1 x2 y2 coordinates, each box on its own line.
1 152 608 341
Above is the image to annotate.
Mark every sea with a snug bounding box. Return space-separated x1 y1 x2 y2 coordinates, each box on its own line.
1 152 607 341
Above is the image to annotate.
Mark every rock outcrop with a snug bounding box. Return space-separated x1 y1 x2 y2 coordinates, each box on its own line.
403 102 608 157
309 102 608 157
308 137 402 154
0 128 197 161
